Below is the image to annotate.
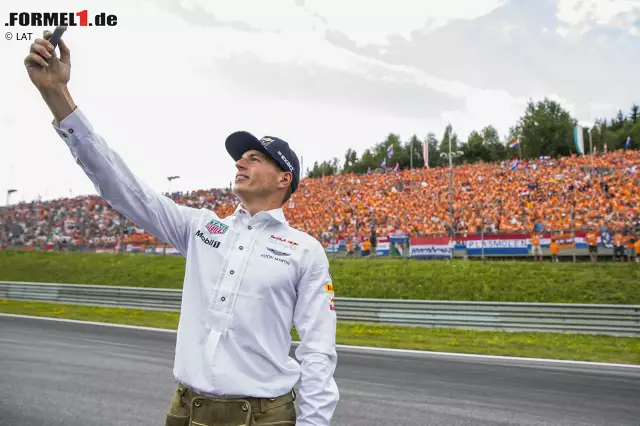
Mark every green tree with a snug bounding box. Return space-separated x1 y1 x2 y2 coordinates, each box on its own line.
306 157 340 178
439 124 458 165
306 100 637 178
343 148 358 174
482 125 506 162
356 149 376 174
513 98 575 159
589 121 602 153
405 134 424 169
630 104 639 124
462 130 488 163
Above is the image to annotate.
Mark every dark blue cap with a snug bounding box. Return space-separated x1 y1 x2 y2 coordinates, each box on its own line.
225 131 300 194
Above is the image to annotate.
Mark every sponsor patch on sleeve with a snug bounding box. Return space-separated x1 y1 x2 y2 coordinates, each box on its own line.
325 283 334 293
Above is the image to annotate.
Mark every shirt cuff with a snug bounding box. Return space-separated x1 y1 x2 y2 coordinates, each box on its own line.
51 107 94 146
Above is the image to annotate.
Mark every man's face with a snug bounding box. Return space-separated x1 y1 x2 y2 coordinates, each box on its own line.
233 150 285 200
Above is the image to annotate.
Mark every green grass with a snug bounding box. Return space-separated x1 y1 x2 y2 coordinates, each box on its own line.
2 299 638 365
1 250 639 304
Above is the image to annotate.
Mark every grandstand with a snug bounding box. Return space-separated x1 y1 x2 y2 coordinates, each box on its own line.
1 150 639 258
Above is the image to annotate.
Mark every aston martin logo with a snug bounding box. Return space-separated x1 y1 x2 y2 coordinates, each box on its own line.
266 247 290 257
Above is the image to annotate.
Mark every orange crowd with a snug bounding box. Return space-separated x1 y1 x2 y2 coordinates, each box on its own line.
1 150 639 249
279 150 640 241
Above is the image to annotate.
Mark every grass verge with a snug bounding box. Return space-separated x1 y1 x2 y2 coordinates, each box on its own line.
2 299 638 365
1 250 639 304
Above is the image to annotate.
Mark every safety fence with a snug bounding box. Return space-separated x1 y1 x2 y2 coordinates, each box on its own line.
325 230 639 259
2 281 639 337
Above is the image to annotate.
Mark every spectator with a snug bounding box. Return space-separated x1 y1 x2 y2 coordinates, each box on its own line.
2 150 639 249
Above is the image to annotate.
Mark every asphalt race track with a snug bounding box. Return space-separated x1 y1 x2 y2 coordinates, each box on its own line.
1 315 639 426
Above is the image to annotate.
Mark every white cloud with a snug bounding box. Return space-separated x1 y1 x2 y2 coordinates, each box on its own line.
557 0 640 35
305 0 506 45
0 0 636 206
1 0 469 203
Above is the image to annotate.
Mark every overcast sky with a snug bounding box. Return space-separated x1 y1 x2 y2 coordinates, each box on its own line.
1 0 639 204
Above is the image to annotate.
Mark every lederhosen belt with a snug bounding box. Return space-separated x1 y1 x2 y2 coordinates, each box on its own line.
176 383 296 425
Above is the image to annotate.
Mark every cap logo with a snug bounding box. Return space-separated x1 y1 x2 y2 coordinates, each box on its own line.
260 137 274 148
278 150 295 173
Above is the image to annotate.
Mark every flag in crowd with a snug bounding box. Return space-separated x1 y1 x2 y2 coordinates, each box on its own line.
387 144 393 158
573 125 585 154
510 157 519 171
508 138 520 149
626 136 631 149
423 141 429 168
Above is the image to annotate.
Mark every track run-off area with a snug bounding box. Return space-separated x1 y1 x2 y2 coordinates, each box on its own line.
1 314 639 426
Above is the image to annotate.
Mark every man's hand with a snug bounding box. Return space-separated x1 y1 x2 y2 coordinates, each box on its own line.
24 30 71 93
24 30 76 124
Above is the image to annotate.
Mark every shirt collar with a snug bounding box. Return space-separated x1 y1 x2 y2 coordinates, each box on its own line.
233 204 288 225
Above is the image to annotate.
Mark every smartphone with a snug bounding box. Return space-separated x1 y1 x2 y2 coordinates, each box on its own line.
49 26 67 49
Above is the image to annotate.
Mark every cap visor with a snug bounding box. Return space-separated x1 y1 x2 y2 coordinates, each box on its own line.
225 131 269 161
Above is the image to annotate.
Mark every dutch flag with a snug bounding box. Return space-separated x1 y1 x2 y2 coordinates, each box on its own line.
508 138 520 149
510 157 519 171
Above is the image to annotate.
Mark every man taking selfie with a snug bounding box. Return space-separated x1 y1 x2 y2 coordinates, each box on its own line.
23 30 339 426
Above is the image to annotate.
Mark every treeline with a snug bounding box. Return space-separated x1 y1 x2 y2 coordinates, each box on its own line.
306 99 639 178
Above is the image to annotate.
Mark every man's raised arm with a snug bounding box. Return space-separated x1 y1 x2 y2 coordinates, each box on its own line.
24 31 201 256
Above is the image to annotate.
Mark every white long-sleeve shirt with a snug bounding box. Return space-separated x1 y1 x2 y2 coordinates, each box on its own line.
51 108 339 425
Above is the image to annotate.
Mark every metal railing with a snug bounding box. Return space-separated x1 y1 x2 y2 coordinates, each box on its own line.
1 281 639 337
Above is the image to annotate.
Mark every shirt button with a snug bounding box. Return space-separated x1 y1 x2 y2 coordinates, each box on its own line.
239 246 243 250
68 128 74 133
230 270 234 274
248 226 252 230
221 297 226 301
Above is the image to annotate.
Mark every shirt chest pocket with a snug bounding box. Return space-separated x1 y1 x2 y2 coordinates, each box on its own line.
237 252 299 310
245 251 298 292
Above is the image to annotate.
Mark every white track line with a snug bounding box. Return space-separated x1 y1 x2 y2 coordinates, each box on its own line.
1 313 638 369
0 313 178 333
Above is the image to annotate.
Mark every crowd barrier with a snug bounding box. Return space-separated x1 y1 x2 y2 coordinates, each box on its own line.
1 281 638 337
2 228 637 260
327 229 631 259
